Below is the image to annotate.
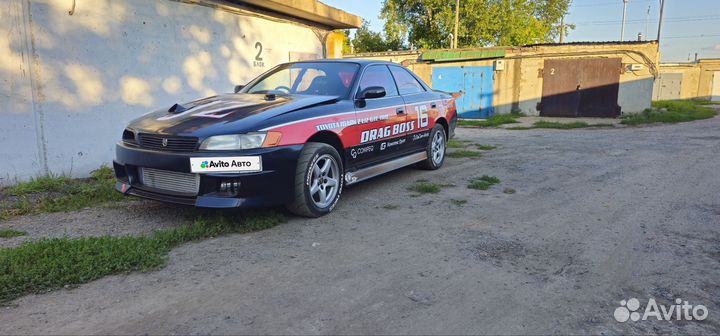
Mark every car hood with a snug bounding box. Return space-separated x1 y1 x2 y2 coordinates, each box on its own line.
127 93 339 136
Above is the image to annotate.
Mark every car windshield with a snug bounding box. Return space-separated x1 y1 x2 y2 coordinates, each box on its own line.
245 62 360 97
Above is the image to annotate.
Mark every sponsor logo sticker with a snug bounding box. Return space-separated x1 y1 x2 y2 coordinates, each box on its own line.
190 156 262 173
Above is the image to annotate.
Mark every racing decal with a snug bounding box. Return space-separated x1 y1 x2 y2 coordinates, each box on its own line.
360 120 416 144
158 100 259 121
349 145 374 159
411 130 431 141
414 104 430 128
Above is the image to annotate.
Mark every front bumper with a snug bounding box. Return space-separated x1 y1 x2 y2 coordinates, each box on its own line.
113 142 303 208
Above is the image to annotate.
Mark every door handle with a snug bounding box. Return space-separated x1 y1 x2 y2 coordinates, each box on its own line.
396 107 405 115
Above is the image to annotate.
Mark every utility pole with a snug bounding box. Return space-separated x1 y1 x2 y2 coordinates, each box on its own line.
453 0 460 49
621 0 629 41
560 15 566 43
657 0 666 42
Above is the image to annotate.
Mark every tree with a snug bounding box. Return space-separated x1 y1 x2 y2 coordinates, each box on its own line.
350 20 404 53
380 0 572 49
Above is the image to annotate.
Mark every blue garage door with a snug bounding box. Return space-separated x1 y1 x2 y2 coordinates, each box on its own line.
431 66 494 119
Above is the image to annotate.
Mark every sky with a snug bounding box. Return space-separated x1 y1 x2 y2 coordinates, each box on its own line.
321 0 720 62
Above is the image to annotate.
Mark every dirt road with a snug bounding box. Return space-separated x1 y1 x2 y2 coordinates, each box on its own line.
2 117 719 334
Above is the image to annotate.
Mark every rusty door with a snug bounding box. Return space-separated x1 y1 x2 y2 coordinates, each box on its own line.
540 58 621 118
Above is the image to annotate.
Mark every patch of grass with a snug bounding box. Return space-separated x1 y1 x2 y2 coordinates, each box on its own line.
447 139 467 148
447 150 482 158
457 114 519 128
0 166 125 219
506 126 533 130
0 210 285 303
531 121 614 129
0 230 26 238
382 204 399 210
407 182 442 194
691 100 720 106
468 175 500 190
475 144 497 150
5 175 71 196
621 101 717 125
450 199 467 206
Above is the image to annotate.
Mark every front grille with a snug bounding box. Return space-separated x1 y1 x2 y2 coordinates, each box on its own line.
138 133 198 152
140 168 200 195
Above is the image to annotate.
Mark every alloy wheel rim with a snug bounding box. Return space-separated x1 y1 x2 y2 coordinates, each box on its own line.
432 130 445 165
309 154 340 208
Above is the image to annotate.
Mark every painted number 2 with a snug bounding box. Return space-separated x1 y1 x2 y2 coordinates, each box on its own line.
254 42 265 67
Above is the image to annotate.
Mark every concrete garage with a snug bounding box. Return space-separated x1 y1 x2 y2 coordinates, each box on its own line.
346 41 659 118
654 59 720 101
0 0 360 184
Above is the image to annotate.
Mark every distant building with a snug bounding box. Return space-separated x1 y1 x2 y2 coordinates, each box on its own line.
0 0 360 183
346 41 660 119
654 59 720 101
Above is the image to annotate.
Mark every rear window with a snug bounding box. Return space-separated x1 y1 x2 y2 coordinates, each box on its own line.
390 66 425 95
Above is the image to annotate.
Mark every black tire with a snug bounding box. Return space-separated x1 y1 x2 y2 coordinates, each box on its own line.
419 124 446 170
286 142 344 217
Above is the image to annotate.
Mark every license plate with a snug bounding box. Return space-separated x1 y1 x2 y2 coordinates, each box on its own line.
190 156 262 173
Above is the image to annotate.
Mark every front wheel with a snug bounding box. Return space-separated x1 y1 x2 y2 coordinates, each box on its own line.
286 142 343 217
419 124 446 170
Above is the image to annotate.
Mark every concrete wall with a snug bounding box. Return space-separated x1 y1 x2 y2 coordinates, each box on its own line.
349 42 659 117
0 0 333 185
655 60 720 101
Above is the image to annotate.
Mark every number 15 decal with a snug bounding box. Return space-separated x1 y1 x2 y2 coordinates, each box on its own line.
415 104 429 128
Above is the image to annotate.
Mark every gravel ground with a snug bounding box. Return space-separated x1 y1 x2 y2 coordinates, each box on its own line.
1 116 719 334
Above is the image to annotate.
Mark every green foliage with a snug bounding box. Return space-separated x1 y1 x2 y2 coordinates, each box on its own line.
450 199 467 206
407 182 442 194
530 121 614 129
0 230 26 238
5 175 71 196
447 139 467 148
380 0 572 49
621 101 717 125
447 150 482 158
351 20 404 53
1 166 125 219
468 175 500 190
457 114 519 127
475 144 497 150
0 211 285 303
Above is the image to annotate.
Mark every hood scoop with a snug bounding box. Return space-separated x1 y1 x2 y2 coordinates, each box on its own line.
168 103 189 114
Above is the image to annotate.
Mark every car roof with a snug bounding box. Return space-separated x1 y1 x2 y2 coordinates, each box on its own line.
288 59 398 67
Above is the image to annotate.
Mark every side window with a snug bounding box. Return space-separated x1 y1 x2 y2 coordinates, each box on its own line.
390 66 425 95
357 65 399 97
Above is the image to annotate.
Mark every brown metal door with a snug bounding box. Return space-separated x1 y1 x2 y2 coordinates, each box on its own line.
540 58 621 118
540 59 581 117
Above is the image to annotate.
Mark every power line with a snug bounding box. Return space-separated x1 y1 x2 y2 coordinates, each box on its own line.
663 33 720 39
572 0 654 7
575 15 720 26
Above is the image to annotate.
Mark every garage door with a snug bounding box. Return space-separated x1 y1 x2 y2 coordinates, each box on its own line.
432 66 494 119
540 58 621 118
712 71 720 102
652 73 682 101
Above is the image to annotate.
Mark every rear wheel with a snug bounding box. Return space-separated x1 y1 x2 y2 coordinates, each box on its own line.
286 142 343 217
419 124 446 170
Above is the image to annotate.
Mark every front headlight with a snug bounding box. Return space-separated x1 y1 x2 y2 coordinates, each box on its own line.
200 133 267 150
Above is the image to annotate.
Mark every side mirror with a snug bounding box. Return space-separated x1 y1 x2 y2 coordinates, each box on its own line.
358 86 386 100
234 85 245 93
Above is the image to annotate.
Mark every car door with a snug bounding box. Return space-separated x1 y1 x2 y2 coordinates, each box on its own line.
350 65 407 168
389 65 436 152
